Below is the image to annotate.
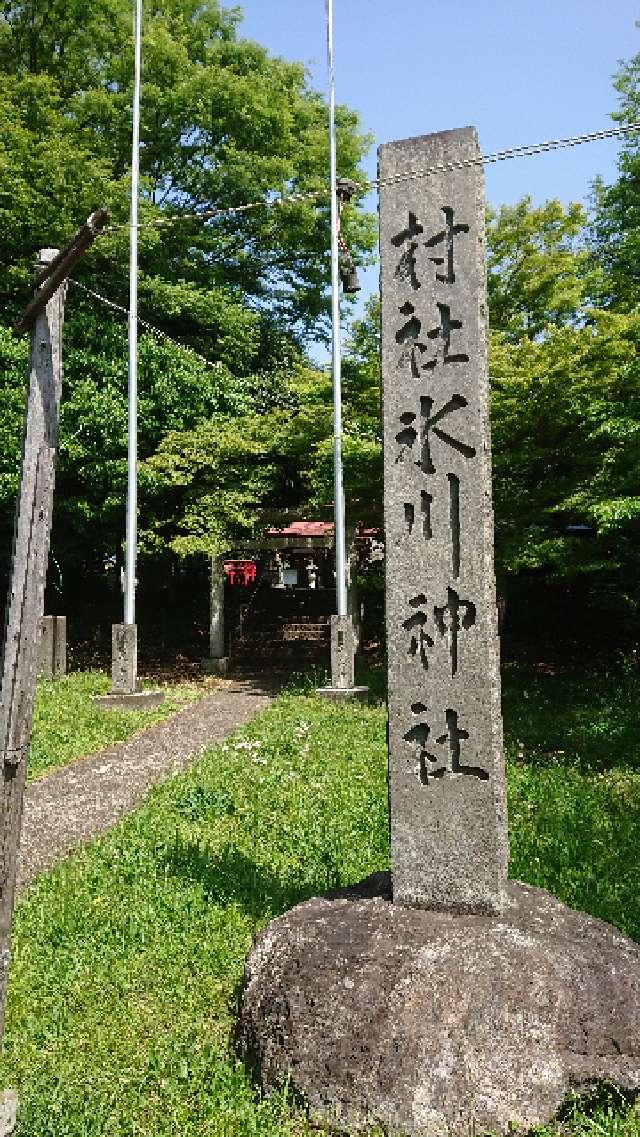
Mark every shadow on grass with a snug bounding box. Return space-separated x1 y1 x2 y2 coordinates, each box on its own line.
161 838 340 919
501 663 640 774
357 657 387 703
555 1081 638 1124
282 656 388 703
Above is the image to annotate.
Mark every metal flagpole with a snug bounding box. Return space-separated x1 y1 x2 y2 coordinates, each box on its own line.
125 0 142 629
326 0 347 620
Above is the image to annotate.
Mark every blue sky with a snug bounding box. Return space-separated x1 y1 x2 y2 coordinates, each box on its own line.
236 1 640 352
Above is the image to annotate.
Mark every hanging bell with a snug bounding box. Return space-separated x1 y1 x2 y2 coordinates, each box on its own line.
336 177 360 204
339 253 361 294
342 264 361 294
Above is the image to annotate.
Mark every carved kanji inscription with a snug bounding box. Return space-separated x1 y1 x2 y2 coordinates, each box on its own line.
395 395 476 473
404 706 488 784
381 127 507 915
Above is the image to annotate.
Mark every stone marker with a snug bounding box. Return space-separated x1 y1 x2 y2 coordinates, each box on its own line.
237 127 640 1136
0 1089 17 1137
38 615 66 678
380 127 507 914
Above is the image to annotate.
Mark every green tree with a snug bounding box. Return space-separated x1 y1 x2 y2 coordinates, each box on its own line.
326 202 640 635
491 310 640 585
590 43 640 311
0 0 375 342
486 197 592 340
0 0 376 619
479 194 640 618
311 295 382 521
140 322 383 559
53 306 257 578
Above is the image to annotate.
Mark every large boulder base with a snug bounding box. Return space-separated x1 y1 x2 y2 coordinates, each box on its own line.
238 875 640 1136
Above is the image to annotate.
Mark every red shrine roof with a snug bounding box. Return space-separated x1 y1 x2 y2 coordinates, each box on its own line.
265 521 334 538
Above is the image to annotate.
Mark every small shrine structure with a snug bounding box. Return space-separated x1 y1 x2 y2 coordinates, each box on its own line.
203 521 381 670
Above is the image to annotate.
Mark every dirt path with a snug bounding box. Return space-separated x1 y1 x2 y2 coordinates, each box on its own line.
18 676 278 892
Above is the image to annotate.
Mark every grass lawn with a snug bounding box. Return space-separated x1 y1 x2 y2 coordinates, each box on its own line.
503 662 640 940
0 666 637 1135
29 671 218 781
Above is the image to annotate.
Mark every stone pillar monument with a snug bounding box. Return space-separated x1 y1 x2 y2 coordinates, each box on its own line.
379 127 507 914
237 129 640 1137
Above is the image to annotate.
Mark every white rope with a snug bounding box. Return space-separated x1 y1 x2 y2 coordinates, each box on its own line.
70 280 224 371
371 122 640 189
103 187 325 235
96 121 640 239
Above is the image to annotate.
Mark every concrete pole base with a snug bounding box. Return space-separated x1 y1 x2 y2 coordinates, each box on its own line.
201 656 230 677
329 614 356 688
93 622 165 710
322 613 368 702
315 685 369 704
317 616 370 701
93 689 165 711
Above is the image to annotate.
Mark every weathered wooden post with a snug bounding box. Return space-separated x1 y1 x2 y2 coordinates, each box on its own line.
0 249 66 1133
0 213 107 1133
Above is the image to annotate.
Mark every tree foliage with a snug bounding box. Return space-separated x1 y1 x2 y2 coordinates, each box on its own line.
484 38 640 615
491 311 640 585
590 41 640 312
338 197 640 624
4 4 640 652
0 0 375 341
486 197 592 340
141 314 383 558
0 0 377 607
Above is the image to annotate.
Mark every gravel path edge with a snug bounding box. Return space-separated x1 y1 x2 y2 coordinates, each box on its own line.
17 677 277 892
